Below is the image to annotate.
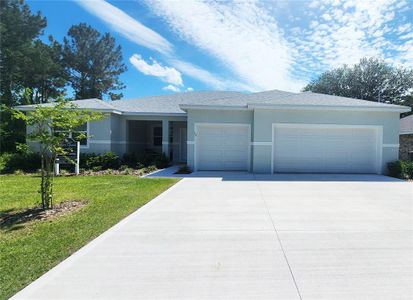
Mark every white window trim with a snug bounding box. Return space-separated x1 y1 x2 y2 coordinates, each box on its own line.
271 123 383 175
194 122 251 172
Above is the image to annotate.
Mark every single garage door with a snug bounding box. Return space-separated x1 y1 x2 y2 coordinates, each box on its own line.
273 124 380 174
196 124 250 171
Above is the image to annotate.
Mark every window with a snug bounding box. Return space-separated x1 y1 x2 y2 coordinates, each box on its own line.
153 127 162 146
54 123 88 147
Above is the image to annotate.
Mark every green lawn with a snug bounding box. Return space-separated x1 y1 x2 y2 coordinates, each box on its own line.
0 175 178 300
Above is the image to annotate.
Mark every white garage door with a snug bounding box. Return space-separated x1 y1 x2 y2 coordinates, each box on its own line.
273 124 380 174
196 124 250 171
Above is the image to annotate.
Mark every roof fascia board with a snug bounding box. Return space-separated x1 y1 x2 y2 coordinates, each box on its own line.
248 103 410 113
15 106 122 114
121 112 186 116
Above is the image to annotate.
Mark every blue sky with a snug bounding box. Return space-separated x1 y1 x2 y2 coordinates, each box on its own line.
28 0 413 99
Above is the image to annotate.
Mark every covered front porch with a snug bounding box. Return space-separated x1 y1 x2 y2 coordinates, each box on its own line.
126 119 187 163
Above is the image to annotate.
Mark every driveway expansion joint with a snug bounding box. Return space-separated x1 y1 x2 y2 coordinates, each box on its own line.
254 177 303 300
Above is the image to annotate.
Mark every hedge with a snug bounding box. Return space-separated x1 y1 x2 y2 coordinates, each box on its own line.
387 160 413 179
0 151 170 174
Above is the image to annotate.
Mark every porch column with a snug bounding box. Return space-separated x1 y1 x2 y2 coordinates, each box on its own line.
162 119 169 155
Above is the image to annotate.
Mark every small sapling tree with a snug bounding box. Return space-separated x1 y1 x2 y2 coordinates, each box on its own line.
12 97 105 209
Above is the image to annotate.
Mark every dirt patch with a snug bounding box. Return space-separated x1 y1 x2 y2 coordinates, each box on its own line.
0 200 87 231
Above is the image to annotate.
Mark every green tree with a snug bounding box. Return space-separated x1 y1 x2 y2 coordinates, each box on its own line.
63 23 127 100
21 38 67 104
11 97 104 209
0 0 46 151
0 0 68 152
303 57 413 105
0 0 47 107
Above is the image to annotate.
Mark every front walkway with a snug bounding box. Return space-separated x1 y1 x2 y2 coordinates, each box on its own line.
12 173 413 299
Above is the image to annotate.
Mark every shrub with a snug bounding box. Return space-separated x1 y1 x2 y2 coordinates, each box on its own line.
153 154 169 169
121 153 138 167
145 165 157 173
122 152 156 167
175 165 192 174
99 152 121 169
80 152 121 170
0 152 41 174
387 160 413 179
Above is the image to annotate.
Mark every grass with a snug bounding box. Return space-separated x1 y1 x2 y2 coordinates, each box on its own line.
0 175 178 300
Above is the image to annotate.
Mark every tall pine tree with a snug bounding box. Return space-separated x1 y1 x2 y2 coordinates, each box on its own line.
63 23 127 100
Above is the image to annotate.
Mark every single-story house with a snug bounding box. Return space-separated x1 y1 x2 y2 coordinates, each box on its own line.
399 114 413 161
18 89 410 174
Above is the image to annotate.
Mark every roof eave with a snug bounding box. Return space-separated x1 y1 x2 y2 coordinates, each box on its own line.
248 103 411 113
14 106 122 114
121 112 186 117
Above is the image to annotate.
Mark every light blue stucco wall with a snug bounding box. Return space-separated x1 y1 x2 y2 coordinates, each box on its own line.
87 114 187 156
26 114 114 154
186 108 401 174
186 109 254 170
82 114 112 154
26 107 401 174
251 109 400 174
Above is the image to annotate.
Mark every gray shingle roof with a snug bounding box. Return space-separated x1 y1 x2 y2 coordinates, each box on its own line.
254 92 406 108
181 89 296 107
400 114 413 134
110 91 242 114
16 90 409 114
16 99 118 112
181 90 407 110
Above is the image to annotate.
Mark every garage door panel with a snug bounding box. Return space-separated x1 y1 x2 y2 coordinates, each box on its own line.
223 151 248 161
196 124 250 171
273 125 379 174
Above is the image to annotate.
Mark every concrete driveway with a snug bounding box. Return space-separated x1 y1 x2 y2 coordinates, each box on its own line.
13 173 413 300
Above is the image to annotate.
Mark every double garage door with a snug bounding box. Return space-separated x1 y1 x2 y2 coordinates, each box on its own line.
195 123 380 174
273 124 380 174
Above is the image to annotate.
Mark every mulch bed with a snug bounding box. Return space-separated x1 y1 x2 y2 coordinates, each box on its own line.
0 200 87 231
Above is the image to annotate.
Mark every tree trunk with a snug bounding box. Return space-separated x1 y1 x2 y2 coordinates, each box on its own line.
40 152 46 209
40 149 54 209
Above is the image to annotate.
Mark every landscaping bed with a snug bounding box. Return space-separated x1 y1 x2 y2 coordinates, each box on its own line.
0 151 170 175
0 175 178 299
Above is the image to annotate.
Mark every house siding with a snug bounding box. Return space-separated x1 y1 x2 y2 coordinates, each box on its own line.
186 109 254 170
186 108 401 174
79 114 187 156
26 105 402 174
83 115 112 154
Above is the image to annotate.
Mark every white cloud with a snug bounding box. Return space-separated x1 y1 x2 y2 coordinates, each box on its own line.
322 13 332 21
76 0 246 90
129 54 183 86
186 87 194 92
400 32 413 40
286 0 413 72
78 0 413 91
146 1 305 92
76 0 172 55
162 84 181 92
169 59 253 91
